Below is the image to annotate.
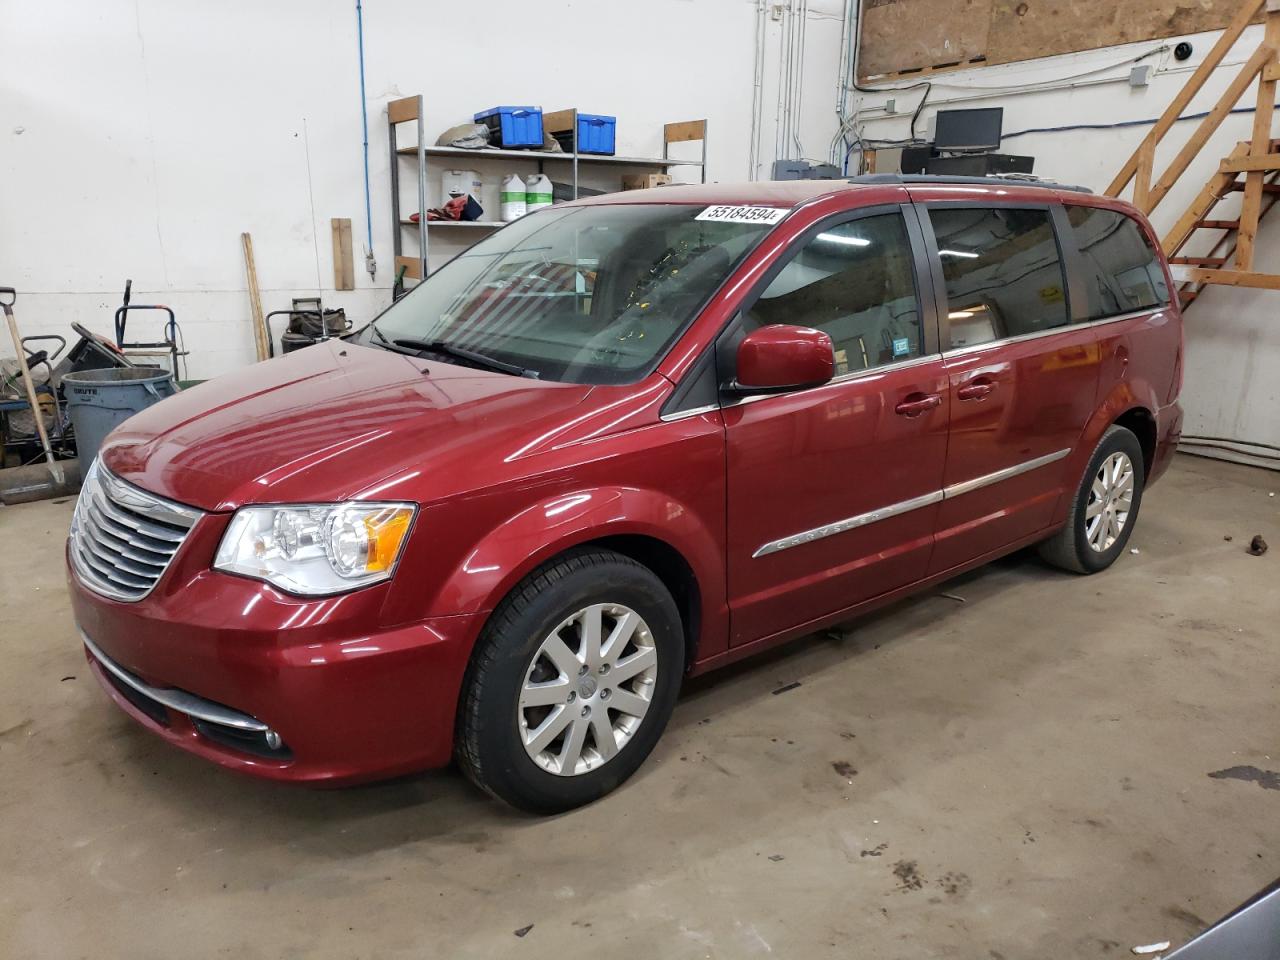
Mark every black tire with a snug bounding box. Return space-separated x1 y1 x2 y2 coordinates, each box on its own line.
1038 425 1146 574
456 548 684 813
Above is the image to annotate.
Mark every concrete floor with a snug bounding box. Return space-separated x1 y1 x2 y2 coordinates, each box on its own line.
1 454 1277 959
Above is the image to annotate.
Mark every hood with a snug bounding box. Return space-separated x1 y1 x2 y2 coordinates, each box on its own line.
101 340 596 512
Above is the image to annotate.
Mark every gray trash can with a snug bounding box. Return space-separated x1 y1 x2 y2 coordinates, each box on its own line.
62 367 177 464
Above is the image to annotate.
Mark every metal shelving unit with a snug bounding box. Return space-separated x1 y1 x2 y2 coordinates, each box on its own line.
387 97 707 287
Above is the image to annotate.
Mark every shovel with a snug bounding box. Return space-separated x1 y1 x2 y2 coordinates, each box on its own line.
1 287 65 485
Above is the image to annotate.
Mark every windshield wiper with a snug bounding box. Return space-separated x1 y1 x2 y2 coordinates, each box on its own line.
366 323 398 349
393 338 538 378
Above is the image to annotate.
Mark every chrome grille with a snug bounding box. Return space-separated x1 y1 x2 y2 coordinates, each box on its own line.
69 460 203 602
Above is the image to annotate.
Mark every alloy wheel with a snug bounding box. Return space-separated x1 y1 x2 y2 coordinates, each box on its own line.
518 603 658 776
1085 451 1135 552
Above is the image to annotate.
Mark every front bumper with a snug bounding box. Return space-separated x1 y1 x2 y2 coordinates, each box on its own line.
69 540 483 785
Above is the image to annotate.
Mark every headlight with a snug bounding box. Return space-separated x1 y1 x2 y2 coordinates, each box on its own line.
214 502 416 596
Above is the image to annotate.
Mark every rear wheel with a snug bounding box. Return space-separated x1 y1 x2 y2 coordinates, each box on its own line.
1039 425 1145 574
456 548 683 813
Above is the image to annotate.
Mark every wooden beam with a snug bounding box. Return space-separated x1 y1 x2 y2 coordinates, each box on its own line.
240 233 270 362
1185 267 1280 289
1221 152 1280 171
1226 180 1280 191
1146 44 1273 212
1170 256 1228 265
1162 141 1251 255
394 255 422 281
1134 136 1156 212
331 217 355 291
387 96 419 124
1198 219 1242 229
1106 0 1267 197
1179 182 1280 300
1236 9 1280 270
663 120 706 144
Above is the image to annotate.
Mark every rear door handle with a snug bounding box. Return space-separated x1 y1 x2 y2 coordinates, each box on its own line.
894 393 942 417
957 379 996 401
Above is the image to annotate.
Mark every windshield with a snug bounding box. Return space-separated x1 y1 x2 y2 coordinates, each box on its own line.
358 204 775 384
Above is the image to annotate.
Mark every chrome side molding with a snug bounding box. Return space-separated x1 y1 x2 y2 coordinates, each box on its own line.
941 448 1071 499
752 447 1072 558
752 490 944 558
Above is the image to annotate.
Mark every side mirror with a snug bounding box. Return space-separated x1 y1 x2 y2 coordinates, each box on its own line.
731 325 835 394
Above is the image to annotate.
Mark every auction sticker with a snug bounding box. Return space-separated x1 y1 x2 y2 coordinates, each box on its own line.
695 205 788 225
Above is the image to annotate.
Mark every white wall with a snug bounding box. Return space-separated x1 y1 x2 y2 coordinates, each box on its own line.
846 27 1280 467
1 0 844 381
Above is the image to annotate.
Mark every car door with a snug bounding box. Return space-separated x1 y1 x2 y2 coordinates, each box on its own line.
917 200 1103 574
721 205 950 647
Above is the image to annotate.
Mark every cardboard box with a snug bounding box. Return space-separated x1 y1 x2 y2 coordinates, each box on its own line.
621 173 673 191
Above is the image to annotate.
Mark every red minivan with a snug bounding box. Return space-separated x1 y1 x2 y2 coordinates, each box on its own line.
67 176 1183 812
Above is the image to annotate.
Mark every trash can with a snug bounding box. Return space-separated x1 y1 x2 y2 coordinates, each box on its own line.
61 367 176 464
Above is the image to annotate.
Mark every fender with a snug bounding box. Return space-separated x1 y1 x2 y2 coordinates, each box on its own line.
1052 378 1160 526
425 484 729 663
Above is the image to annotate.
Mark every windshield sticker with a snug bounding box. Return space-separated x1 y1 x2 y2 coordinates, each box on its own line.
695 205 788 225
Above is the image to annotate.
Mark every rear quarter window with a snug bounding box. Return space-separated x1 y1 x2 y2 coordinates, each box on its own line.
1065 205 1170 320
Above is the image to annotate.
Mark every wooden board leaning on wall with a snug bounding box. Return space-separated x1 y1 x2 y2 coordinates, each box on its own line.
857 0 1262 83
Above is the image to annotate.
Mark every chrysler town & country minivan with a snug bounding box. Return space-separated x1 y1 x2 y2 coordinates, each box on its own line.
67 176 1183 811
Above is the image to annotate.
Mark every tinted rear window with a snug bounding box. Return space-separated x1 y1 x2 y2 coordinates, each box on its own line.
1065 205 1169 320
927 206 1069 349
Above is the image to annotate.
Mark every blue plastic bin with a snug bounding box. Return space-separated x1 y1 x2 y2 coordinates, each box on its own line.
575 113 616 155
473 106 543 149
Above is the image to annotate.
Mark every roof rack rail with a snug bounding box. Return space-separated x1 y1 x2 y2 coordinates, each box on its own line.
848 173 1094 195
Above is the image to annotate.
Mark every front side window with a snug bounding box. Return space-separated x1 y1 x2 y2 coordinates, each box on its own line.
928 206 1069 349
1066 205 1170 319
359 204 773 384
743 213 923 375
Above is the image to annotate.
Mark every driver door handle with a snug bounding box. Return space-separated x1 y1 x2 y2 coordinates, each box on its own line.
894 393 942 417
957 378 996 401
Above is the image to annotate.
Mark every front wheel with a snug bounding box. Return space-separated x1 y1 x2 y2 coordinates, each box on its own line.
1038 425 1146 574
456 548 684 813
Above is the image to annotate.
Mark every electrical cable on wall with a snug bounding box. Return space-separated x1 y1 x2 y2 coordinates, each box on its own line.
1001 105 1257 141
832 6 1175 174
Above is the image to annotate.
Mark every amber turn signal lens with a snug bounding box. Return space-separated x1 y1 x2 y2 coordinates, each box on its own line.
362 507 414 573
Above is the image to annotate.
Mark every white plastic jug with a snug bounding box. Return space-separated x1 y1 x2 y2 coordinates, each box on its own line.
442 169 481 201
525 173 553 213
500 174 527 221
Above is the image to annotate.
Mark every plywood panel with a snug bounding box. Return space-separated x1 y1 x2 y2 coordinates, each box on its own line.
988 0 1257 67
858 0 990 79
858 0 1258 81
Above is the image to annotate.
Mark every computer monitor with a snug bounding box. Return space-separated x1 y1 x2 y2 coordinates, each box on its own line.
933 108 1003 152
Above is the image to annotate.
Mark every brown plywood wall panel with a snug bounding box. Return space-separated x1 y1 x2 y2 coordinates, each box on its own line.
988 0 1259 67
858 0 990 79
858 0 1258 80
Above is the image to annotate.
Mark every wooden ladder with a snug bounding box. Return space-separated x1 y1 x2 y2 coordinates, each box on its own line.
1107 0 1280 302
